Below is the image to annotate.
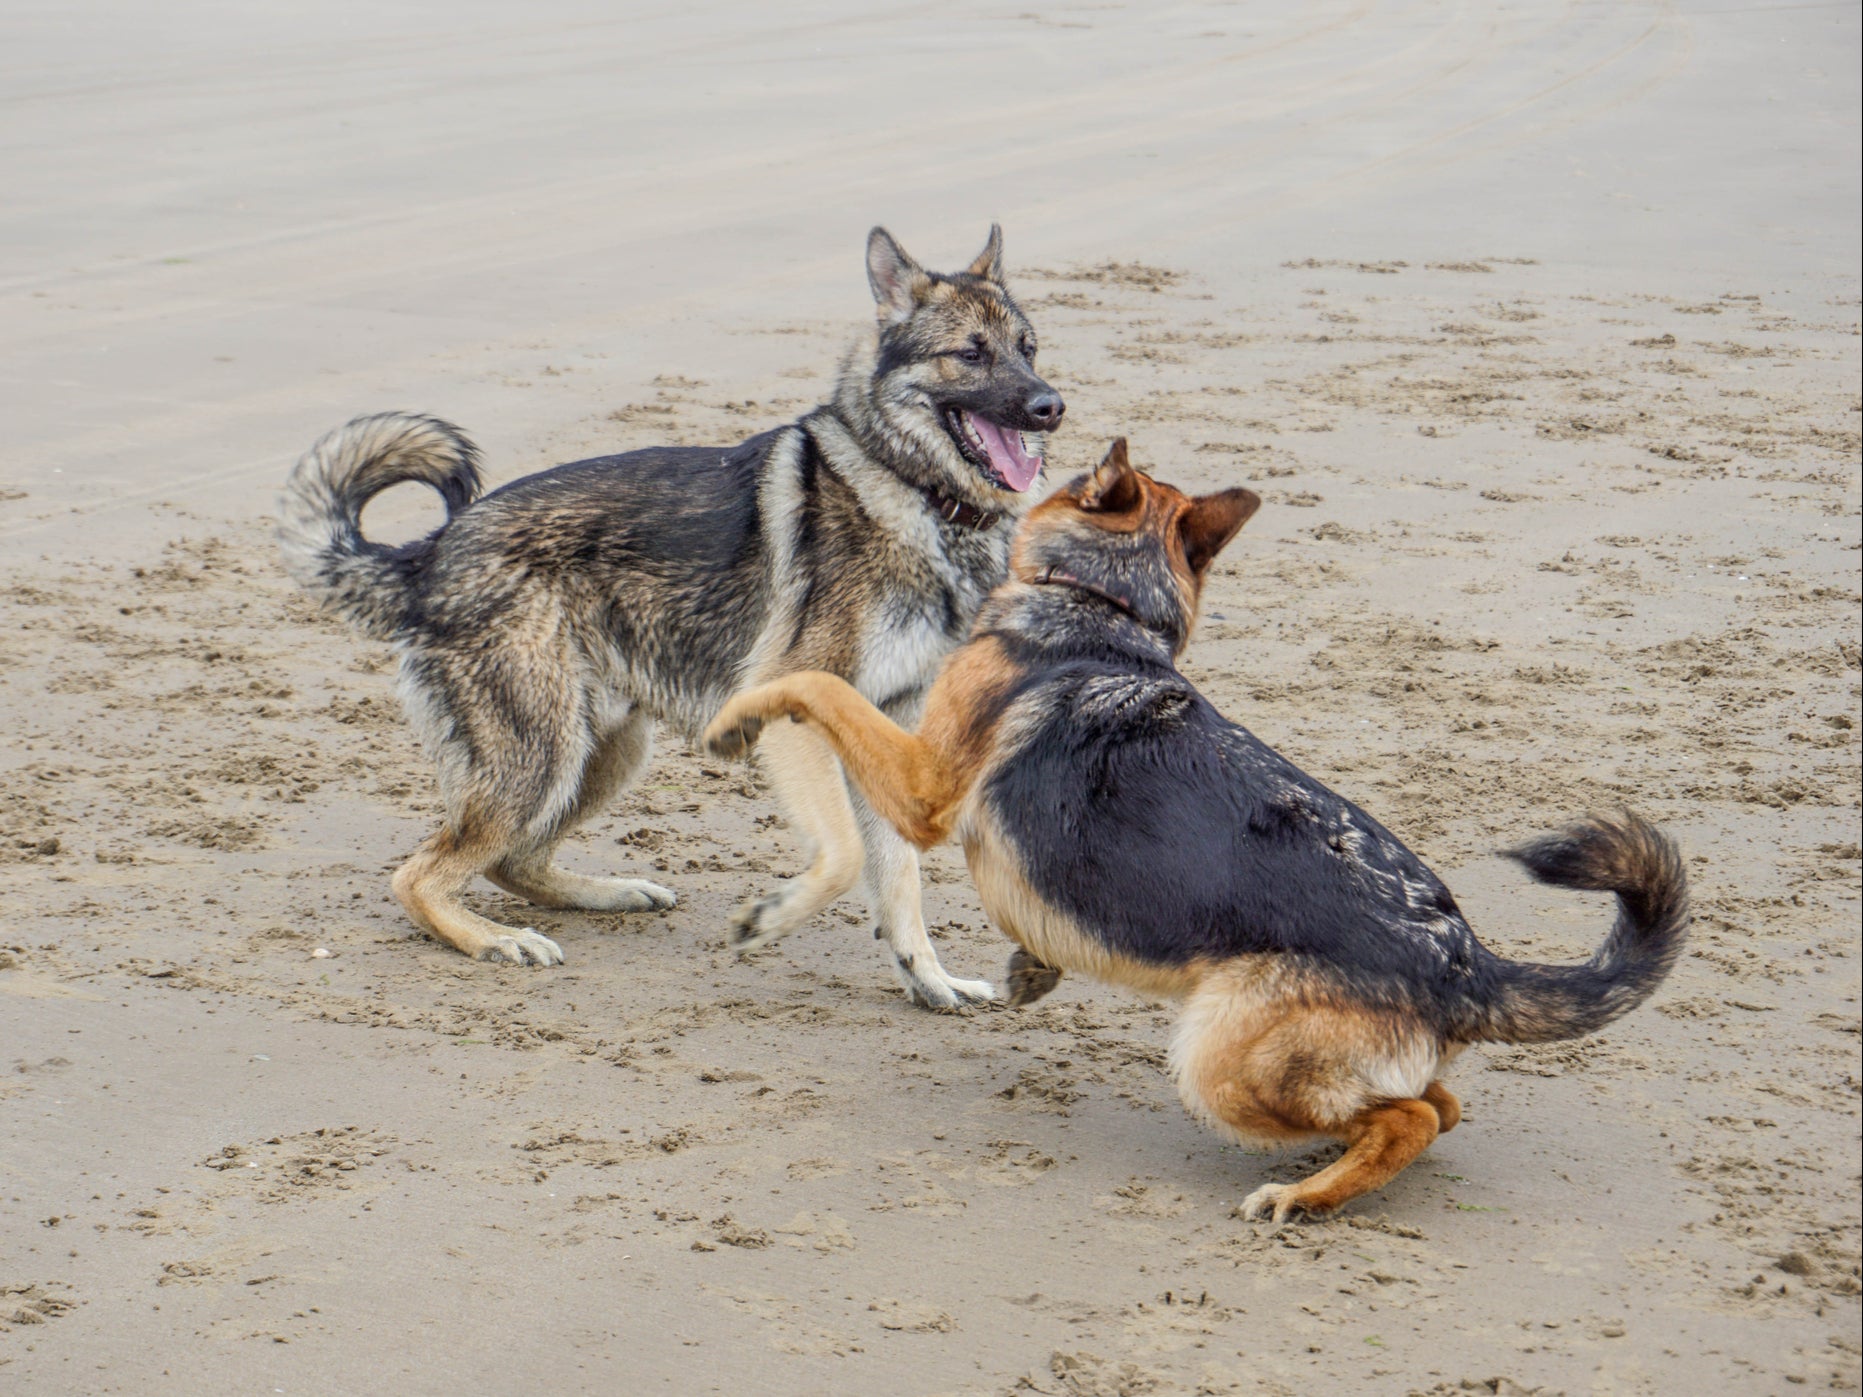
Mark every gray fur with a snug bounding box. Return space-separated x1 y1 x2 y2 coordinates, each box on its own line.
277 228 1061 999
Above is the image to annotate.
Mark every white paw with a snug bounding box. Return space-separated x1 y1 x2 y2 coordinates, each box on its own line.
480 928 564 967
948 975 999 1006
1240 1183 1301 1223
896 960 998 1012
604 878 677 913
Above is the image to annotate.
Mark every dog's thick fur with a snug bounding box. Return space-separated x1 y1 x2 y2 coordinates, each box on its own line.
278 227 1064 1008
705 441 1690 1218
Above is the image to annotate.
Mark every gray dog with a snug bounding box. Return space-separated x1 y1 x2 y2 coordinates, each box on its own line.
279 225 1063 1008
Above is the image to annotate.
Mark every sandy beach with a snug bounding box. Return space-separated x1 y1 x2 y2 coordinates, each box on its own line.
3 3 1859 1392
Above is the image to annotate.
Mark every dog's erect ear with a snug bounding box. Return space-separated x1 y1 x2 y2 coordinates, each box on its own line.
1080 438 1143 514
1180 487 1261 574
966 224 1004 283
867 227 928 325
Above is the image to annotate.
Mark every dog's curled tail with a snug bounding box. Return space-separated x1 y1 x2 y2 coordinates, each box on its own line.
277 412 481 639
1474 811 1690 1044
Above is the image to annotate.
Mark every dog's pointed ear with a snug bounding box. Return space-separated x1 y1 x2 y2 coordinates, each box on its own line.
1080 438 1143 513
966 224 1004 283
867 227 928 325
1180 487 1261 574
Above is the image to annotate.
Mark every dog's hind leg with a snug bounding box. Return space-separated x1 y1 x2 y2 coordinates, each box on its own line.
398 634 663 964
392 648 579 966
728 718 864 951
1172 971 1444 1220
850 794 995 1010
1238 1100 1441 1223
393 825 565 967
488 708 676 914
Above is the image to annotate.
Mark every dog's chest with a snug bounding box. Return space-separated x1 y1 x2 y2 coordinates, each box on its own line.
854 533 1003 709
959 799 1201 1000
854 596 967 711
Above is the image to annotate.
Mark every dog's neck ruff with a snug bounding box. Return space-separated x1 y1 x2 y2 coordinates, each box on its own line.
919 483 1000 532
1029 566 1140 622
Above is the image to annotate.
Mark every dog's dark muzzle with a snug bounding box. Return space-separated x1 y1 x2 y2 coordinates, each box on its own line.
976 374 1063 434
1023 389 1064 431
945 363 1065 437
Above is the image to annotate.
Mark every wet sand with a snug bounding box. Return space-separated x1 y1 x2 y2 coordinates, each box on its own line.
3 3 1859 1393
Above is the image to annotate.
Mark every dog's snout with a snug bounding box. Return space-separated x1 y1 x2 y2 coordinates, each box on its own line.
1026 391 1065 429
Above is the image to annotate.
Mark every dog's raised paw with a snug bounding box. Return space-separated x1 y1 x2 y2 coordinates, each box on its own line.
705 713 763 759
1006 949 1062 1007
728 890 791 952
480 929 565 967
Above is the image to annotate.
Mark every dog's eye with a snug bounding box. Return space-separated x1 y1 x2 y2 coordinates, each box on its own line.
955 344 986 364
1020 339 1037 362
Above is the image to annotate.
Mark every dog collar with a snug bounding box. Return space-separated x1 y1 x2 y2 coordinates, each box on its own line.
1030 566 1140 621
921 485 1000 531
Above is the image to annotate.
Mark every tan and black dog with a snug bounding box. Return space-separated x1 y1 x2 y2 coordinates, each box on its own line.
703 440 1690 1219
280 226 1061 1007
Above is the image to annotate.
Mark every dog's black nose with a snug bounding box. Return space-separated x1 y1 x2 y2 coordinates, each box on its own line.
1026 391 1065 429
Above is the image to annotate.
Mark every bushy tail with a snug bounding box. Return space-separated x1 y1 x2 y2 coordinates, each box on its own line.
277 412 481 639
1473 811 1690 1044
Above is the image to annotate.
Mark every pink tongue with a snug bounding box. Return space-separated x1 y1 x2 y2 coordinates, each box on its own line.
967 412 1043 492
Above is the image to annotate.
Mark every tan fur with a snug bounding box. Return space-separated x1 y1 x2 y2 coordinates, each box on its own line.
1243 1100 1443 1221
729 718 867 950
393 827 567 967
1166 962 1462 1220
1423 1080 1462 1133
1172 962 1446 1132
706 635 1022 849
1011 442 1258 654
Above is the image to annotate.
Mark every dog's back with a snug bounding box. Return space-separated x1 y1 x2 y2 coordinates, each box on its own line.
982 657 1501 1020
979 649 1686 1045
417 437 777 731
968 456 1686 1049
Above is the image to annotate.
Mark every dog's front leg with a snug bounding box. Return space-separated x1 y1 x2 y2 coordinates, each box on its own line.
728 718 865 951
1006 947 1063 1006
850 793 995 1010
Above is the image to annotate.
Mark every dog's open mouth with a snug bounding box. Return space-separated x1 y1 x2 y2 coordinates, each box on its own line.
942 407 1043 493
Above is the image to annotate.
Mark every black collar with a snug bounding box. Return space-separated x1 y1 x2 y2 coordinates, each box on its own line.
1029 566 1141 622
795 420 999 532
920 484 1000 531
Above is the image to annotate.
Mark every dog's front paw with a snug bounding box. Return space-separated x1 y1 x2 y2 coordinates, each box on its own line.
479 928 564 967
704 711 764 760
1239 1182 1325 1224
895 956 998 1012
1006 948 1062 1007
728 888 793 952
614 879 677 913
